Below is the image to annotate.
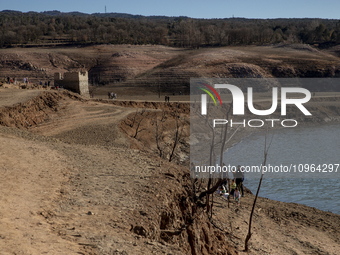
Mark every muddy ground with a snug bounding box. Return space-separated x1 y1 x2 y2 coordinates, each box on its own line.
0 88 339 254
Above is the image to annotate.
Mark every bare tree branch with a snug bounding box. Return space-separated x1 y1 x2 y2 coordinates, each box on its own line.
133 109 146 138
169 103 184 162
154 110 166 158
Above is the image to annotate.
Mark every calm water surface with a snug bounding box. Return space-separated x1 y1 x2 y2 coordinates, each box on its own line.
223 123 340 214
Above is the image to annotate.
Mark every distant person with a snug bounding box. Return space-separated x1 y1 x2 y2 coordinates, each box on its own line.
235 165 245 197
217 187 223 196
221 178 228 192
230 179 236 196
39 81 42 85
108 92 111 99
234 187 240 206
48 80 51 86
217 186 228 199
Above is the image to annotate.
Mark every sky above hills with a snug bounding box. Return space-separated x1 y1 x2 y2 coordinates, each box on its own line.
2 0 340 19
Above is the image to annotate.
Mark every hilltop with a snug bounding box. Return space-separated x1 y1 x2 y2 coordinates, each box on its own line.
1 10 340 51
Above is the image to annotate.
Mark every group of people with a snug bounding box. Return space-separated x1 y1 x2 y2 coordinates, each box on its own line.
217 165 245 206
4 77 35 86
5 76 17 84
23 77 31 85
39 80 51 87
108 92 117 99
4 77 51 87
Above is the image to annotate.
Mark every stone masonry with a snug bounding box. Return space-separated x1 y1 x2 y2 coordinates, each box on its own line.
54 71 89 96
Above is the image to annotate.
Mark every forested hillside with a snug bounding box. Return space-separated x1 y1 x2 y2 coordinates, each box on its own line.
0 10 340 47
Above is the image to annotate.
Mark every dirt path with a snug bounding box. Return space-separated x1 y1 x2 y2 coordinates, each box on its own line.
0 130 81 254
31 98 134 147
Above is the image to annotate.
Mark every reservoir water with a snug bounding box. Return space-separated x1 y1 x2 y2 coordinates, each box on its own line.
223 123 340 214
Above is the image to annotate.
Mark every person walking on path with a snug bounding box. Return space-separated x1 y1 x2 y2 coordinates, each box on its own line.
234 187 241 206
230 179 236 196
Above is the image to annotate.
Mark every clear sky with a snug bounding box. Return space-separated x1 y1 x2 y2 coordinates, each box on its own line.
1 0 340 19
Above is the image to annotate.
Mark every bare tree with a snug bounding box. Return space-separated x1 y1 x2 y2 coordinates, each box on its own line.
169 103 184 162
126 109 146 139
191 99 240 215
244 130 275 251
218 102 232 208
153 110 166 158
125 110 139 128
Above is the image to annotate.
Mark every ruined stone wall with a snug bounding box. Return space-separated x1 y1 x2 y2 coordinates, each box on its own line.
54 71 89 96
77 71 90 95
54 73 62 80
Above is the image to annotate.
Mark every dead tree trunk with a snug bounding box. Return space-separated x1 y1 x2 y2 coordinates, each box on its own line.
244 131 274 251
169 103 183 162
